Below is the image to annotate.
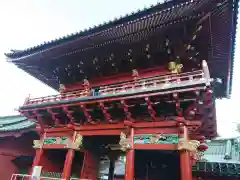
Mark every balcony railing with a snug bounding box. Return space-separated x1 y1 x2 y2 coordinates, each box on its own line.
11 174 65 180
23 68 210 107
11 174 89 180
98 70 205 95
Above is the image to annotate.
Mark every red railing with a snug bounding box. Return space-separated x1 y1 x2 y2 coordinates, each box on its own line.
23 69 209 106
99 70 204 95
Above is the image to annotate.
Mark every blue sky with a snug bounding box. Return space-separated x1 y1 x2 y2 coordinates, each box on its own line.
0 0 239 137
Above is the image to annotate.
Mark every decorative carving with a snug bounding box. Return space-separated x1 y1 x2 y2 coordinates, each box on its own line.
72 134 83 149
195 151 206 161
134 134 179 144
33 140 43 149
43 136 69 145
168 61 183 74
178 138 200 152
119 132 132 151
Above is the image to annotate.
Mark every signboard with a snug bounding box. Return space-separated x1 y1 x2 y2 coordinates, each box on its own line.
32 166 42 180
134 134 179 144
43 136 69 145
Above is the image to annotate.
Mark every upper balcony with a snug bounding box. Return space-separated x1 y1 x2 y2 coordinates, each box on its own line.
22 62 211 109
18 61 217 138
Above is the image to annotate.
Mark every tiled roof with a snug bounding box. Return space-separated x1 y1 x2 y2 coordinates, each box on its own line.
0 115 35 132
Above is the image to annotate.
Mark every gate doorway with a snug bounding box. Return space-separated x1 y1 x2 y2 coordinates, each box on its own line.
135 150 181 180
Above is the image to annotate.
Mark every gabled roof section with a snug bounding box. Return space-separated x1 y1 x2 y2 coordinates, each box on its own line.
0 115 35 132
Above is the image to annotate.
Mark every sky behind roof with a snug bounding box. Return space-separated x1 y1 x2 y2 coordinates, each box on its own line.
0 0 239 137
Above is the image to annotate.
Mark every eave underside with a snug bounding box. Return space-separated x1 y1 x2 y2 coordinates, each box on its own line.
5 0 239 98
20 86 217 139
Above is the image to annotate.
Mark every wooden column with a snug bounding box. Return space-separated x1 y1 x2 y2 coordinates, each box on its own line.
179 125 192 180
125 128 134 180
63 149 75 180
31 135 45 175
32 148 44 167
180 150 192 180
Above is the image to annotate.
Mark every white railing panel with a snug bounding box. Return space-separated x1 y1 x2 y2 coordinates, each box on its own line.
11 174 65 180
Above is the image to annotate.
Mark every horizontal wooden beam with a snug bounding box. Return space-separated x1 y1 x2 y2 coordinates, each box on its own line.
42 120 201 132
79 129 122 136
134 144 177 150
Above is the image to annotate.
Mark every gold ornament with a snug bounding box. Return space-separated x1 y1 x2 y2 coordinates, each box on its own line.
178 139 200 152
195 151 205 161
33 140 43 149
72 134 83 149
119 132 132 151
168 61 183 74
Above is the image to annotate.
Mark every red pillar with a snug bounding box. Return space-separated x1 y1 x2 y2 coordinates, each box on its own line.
125 128 134 180
63 149 75 180
32 149 44 166
179 125 192 180
180 150 192 180
30 148 44 175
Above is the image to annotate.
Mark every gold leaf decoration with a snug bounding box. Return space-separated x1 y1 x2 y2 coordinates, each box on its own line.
178 139 200 152
33 140 43 149
119 132 132 151
72 134 83 149
168 61 183 74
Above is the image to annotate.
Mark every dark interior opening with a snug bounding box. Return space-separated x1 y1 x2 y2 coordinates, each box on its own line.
98 150 180 180
40 149 67 178
71 151 85 178
135 150 180 180
84 135 120 154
